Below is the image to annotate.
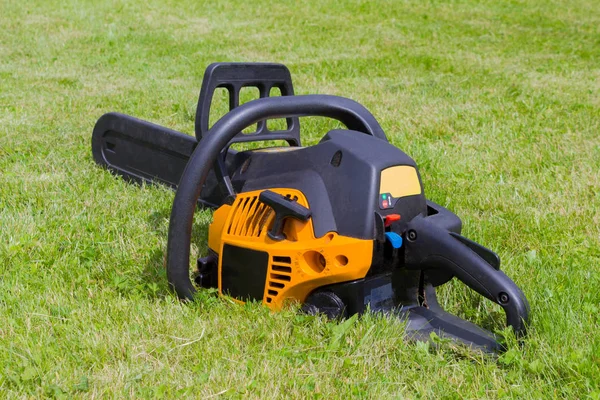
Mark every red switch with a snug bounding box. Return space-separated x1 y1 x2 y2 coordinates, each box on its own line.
384 214 401 227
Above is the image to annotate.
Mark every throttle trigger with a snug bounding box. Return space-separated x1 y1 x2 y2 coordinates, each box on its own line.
258 190 312 241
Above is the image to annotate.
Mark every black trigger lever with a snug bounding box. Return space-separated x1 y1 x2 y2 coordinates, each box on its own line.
258 190 311 241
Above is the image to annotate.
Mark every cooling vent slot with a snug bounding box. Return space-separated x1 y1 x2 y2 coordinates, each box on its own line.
266 255 293 303
226 192 299 238
226 195 274 237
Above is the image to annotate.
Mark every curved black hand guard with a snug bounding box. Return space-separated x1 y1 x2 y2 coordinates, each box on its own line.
167 94 388 300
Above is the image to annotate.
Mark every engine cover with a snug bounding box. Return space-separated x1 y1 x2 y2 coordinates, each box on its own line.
208 188 374 308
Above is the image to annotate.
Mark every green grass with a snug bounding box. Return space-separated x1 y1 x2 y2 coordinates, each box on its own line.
1 0 599 397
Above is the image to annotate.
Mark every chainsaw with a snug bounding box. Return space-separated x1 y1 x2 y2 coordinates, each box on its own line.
92 63 529 352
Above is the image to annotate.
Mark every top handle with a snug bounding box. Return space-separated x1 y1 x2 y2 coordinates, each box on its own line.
195 62 301 146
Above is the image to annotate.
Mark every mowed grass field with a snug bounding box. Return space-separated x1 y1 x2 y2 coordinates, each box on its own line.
1 0 599 398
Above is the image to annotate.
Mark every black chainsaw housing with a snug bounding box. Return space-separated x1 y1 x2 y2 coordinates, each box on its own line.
91 62 529 352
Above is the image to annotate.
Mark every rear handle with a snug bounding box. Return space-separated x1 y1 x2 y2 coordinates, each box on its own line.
404 215 530 337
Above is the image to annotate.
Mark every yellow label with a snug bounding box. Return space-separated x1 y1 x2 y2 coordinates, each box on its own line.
379 165 421 198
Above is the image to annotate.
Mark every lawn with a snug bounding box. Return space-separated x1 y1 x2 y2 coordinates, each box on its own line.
1 0 599 398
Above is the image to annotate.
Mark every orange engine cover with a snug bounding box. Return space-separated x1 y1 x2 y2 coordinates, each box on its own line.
208 189 374 309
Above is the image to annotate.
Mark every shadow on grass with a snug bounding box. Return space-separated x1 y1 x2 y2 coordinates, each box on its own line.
443 286 506 337
138 207 211 299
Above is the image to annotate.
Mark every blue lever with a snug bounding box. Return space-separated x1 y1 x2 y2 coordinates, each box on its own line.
385 232 403 249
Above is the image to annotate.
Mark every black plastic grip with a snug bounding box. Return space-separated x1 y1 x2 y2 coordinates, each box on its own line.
166 94 388 300
258 190 312 241
404 215 530 337
195 62 301 146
